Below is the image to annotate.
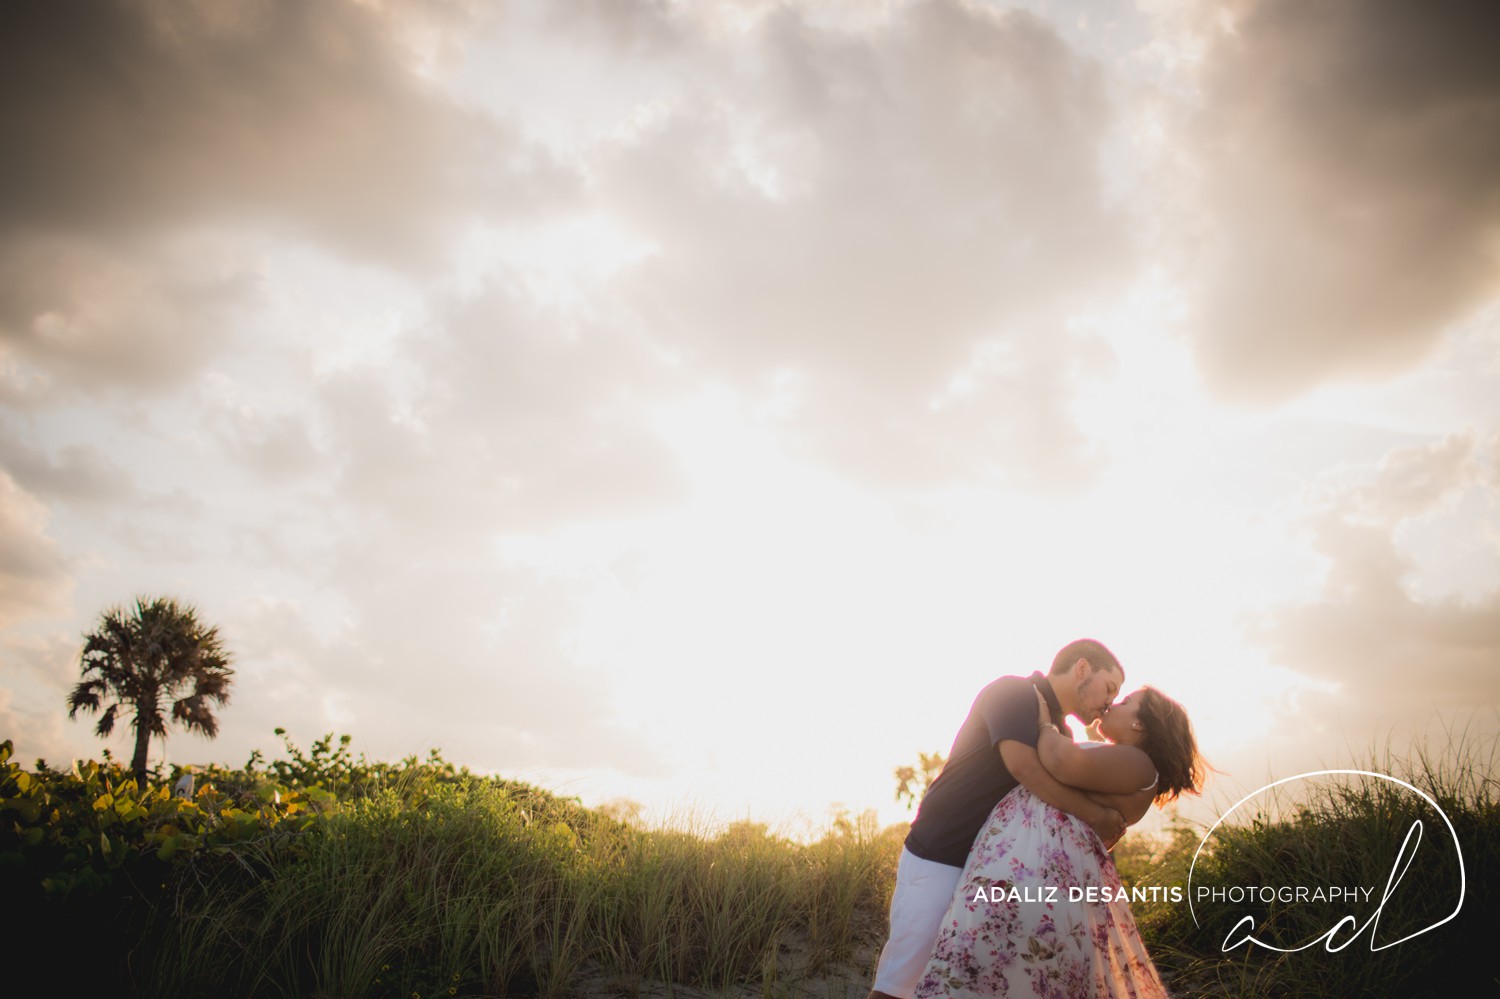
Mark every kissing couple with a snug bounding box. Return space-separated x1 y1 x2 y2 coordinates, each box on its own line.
869 639 1206 999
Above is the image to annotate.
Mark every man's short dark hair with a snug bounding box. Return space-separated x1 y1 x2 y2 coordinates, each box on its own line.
1048 638 1123 680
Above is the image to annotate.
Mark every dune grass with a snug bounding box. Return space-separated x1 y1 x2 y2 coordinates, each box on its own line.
7 728 1495 997
133 777 900 998
1132 733 1498 998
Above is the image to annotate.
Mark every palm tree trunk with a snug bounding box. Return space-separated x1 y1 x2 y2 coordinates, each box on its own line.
131 720 152 789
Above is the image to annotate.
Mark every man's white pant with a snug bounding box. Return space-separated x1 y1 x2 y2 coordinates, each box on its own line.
871 847 963 998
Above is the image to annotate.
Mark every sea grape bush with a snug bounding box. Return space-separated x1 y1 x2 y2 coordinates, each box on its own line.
0 737 325 900
0 730 627 907
0 731 901 998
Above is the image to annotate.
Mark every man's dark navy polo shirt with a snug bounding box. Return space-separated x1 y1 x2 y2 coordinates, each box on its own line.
903 671 1070 868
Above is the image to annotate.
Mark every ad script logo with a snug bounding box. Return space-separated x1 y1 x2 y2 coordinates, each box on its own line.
1187 770 1466 955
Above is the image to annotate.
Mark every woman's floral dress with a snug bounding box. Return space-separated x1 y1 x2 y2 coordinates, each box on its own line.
913 776 1168 999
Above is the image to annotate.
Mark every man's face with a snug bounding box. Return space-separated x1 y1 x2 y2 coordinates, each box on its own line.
1075 665 1122 724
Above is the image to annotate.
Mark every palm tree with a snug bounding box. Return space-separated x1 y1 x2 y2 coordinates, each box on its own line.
67 596 235 788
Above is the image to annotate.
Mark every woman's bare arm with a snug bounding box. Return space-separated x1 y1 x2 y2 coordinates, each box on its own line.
1036 725 1155 795
1029 688 1155 830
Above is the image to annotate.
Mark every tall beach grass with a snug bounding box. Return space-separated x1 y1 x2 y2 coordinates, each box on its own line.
10 726 1495 997
1138 731 1498 998
139 777 902 998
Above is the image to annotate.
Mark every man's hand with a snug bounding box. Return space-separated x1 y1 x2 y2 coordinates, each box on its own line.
1089 806 1126 849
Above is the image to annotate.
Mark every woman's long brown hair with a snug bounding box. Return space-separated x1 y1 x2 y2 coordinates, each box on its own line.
1136 686 1207 803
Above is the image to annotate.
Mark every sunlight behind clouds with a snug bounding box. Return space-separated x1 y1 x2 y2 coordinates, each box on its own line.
1 0 1497 832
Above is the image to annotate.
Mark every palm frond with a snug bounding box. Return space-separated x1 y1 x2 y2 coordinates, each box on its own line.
66 680 104 717
95 702 119 738
173 695 220 737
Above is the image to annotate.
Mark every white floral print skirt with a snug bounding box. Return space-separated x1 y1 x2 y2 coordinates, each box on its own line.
914 786 1169 999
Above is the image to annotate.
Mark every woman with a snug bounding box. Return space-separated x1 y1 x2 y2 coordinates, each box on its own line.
913 686 1205 999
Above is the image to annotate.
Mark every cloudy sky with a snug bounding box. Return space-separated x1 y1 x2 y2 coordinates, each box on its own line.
2 0 1498 833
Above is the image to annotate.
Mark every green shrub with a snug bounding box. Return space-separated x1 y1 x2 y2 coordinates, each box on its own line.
1 734 899 998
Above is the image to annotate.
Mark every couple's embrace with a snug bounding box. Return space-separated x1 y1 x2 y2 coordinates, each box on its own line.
870 640 1205 999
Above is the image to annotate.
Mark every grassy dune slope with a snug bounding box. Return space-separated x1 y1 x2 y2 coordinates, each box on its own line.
3 733 1493 997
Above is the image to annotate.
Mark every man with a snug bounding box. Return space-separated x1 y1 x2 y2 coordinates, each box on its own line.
868 638 1128 999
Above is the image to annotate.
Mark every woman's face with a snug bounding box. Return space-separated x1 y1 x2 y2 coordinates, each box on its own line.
1099 688 1147 747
